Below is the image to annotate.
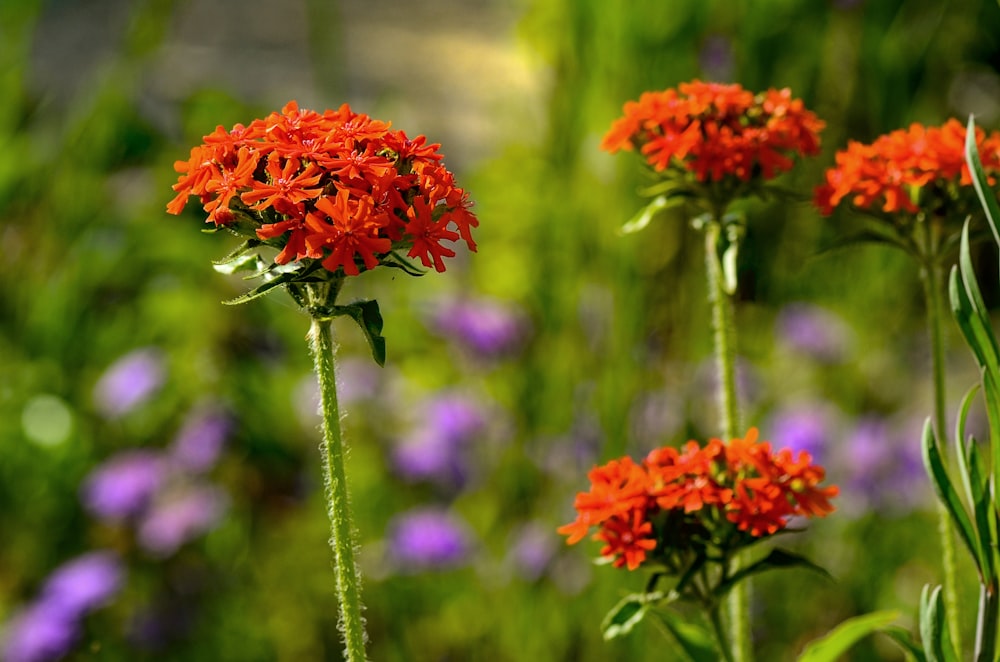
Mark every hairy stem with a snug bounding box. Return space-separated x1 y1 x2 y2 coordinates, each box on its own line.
308 302 368 662
704 220 752 662
920 219 963 656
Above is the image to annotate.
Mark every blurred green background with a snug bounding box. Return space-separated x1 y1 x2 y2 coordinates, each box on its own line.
4 0 1000 660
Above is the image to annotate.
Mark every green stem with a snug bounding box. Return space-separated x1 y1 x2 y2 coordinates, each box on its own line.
920 221 963 657
307 286 368 662
704 220 752 662
709 605 737 662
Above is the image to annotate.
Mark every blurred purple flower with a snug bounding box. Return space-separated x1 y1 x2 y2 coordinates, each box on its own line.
428 296 529 359
137 485 228 558
1 603 78 662
699 35 734 81
776 303 853 362
843 416 929 513
508 522 557 582
385 508 473 571
39 551 124 620
168 404 232 474
767 403 840 462
81 450 167 521
1 552 124 662
92 348 165 418
391 393 489 487
628 388 684 453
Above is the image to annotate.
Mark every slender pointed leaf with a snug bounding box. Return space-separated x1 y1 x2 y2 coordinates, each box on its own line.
920 585 960 662
652 609 721 662
966 437 996 584
601 594 648 641
965 116 1000 247
879 625 928 662
222 270 299 305
921 419 985 571
796 610 900 662
620 194 672 234
211 238 263 266
713 549 831 599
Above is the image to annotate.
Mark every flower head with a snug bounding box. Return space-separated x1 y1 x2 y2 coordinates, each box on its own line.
168 101 477 277
603 80 823 188
558 428 838 571
815 119 1000 218
385 507 474 572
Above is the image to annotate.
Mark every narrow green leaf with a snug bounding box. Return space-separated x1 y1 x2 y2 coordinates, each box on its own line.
601 594 648 640
333 300 387 367
222 270 298 305
965 115 1000 247
213 252 264 275
714 549 831 599
966 437 996 584
620 194 671 235
211 238 263 266
652 609 721 662
919 585 960 662
879 625 928 662
921 419 985 572
796 610 900 662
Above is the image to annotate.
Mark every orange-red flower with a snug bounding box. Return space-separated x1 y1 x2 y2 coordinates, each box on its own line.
602 80 824 184
168 101 478 277
814 118 1000 216
558 428 837 571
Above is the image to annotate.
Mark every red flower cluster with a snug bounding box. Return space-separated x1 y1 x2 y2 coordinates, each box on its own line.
601 80 824 183
557 428 838 571
815 118 1000 216
168 101 477 275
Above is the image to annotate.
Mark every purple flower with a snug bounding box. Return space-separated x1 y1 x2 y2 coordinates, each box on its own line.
428 296 529 359
767 403 840 462
81 450 167 521
385 508 473 571
92 348 165 418
391 393 490 487
776 303 853 362
699 35 734 81
1 552 124 662
1 603 78 662
39 552 124 620
843 416 930 513
507 522 556 581
137 485 228 558
168 404 232 474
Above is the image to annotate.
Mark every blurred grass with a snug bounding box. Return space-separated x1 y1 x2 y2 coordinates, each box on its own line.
2 0 1000 660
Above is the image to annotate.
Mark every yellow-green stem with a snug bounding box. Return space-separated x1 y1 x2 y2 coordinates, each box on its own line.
704 221 752 662
308 311 368 662
921 250 963 656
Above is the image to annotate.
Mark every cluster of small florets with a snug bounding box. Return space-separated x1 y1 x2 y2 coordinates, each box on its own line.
558 428 838 571
168 101 477 275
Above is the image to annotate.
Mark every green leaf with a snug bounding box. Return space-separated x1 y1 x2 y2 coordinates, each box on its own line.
601 594 649 640
919 585 960 662
965 115 1000 247
652 609 721 662
211 238 263 266
879 625 928 662
921 418 985 573
796 610 900 662
714 549 831 599
222 269 300 305
620 194 673 234
334 300 386 367
213 252 264 276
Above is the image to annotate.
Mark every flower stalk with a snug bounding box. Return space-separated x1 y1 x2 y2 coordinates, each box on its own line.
704 218 752 662
307 281 368 662
919 216 963 655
